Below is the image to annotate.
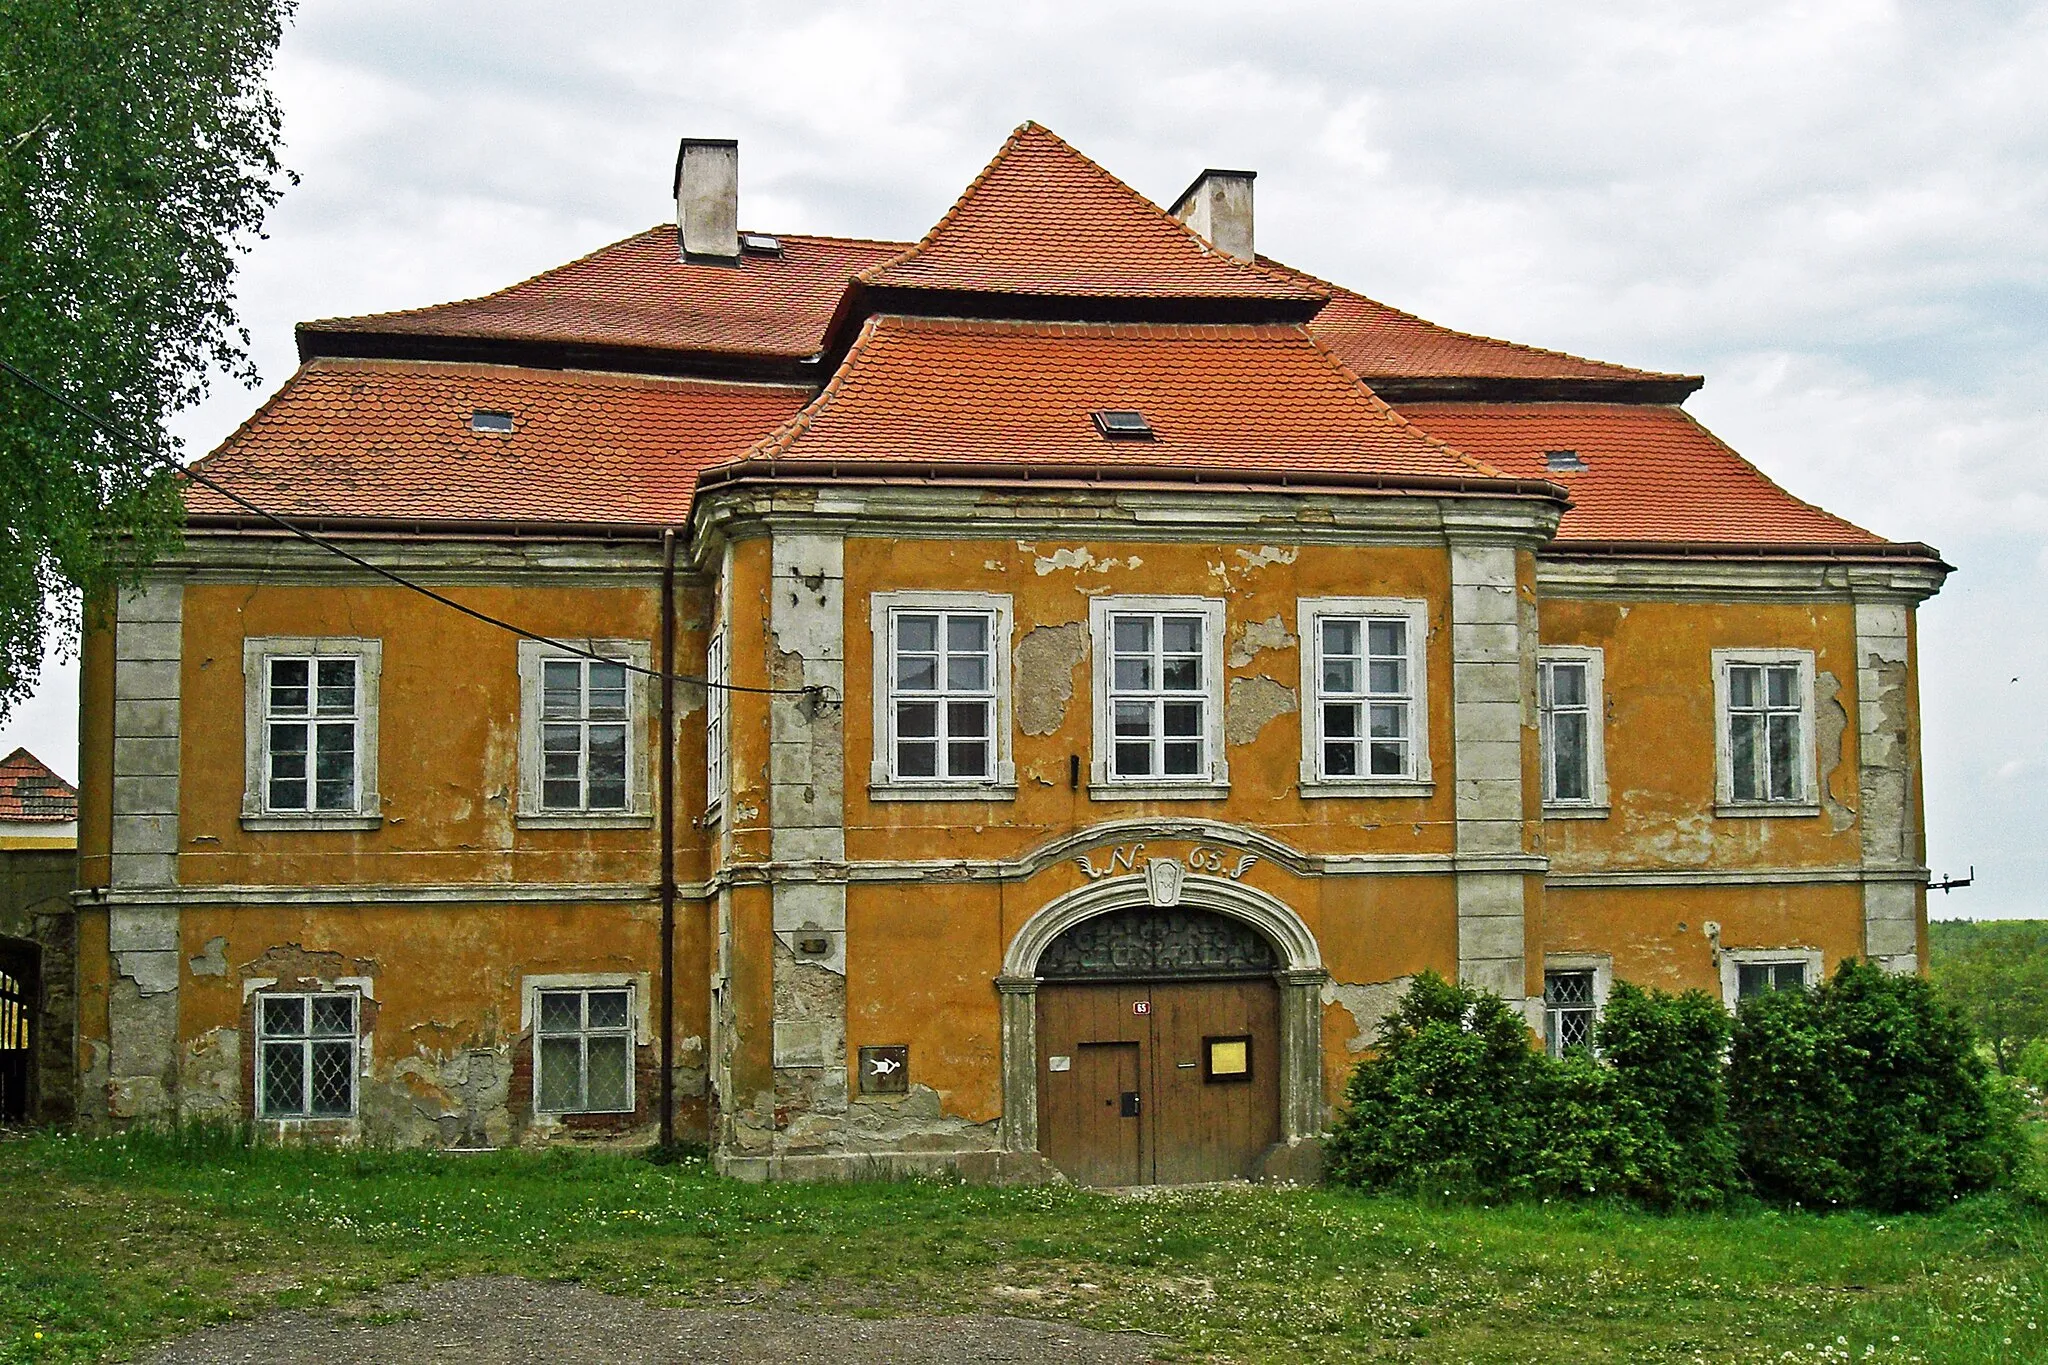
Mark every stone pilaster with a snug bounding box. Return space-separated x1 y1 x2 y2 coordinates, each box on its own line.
1854 600 1919 973
1449 545 1531 1006
106 580 182 1122
766 534 849 1144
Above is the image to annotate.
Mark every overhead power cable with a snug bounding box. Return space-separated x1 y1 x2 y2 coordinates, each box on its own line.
0 356 817 697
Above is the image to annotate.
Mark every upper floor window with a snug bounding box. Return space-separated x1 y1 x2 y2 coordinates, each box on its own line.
257 990 358 1119
1712 649 1817 814
868 592 1015 798
1089 597 1227 797
1297 598 1430 795
705 629 727 814
241 637 383 830
516 639 652 827
1539 646 1607 814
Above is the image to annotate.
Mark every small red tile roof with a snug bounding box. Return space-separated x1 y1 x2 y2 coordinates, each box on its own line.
1395 402 1888 547
298 230 903 361
185 360 811 526
855 123 1325 305
0 749 76 823
1253 257 1697 390
738 316 1517 487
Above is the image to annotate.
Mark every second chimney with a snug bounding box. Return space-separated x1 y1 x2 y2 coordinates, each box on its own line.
675 137 739 262
1170 168 1256 262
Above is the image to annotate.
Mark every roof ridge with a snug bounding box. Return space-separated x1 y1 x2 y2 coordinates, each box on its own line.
857 122 1325 299
1666 405 1886 543
1260 255 1696 384
738 314 886 465
1295 329 1511 481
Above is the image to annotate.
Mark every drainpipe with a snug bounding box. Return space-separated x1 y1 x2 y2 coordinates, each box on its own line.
658 527 677 1150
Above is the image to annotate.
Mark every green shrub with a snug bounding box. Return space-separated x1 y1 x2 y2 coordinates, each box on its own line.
2018 1038 2048 1091
1523 1050 1651 1200
1731 959 2022 1211
1325 971 1538 1198
1595 981 1740 1208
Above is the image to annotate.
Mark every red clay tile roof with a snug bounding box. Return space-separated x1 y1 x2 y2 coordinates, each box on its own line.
738 316 1520 487
185 360 810 526
855 124 1325 305
1253 257 1697 390
0 748 76 823
1395 402 1887 547
298 230 903 361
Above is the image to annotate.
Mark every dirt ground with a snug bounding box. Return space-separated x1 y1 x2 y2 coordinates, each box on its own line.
140 1276 1169 1364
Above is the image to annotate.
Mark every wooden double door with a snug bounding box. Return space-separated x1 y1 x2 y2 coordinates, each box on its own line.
1036 978 1281 1186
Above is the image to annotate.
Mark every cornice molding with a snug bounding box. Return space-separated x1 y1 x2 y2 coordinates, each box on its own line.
1537 555 1949 604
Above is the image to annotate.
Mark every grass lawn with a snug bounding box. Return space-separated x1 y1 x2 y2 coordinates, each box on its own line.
3 1127 2044 1365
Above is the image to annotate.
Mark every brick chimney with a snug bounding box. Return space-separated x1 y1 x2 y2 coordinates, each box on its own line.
674 137 740 262
1170 168 1256 262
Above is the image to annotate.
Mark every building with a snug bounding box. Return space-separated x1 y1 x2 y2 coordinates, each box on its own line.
2 749 78 1123
74 124 1945 1181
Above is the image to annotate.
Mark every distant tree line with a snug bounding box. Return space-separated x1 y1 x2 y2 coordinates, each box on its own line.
1930 919 2048 1084
1327 961 2033 1213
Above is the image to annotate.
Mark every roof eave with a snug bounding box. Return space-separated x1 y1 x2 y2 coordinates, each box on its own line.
294 324 827 386
1370 375 1706 406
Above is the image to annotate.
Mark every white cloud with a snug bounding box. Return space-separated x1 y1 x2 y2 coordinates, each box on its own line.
7 0 2047 917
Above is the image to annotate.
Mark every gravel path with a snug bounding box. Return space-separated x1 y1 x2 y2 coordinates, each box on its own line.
142 1276 1169 1365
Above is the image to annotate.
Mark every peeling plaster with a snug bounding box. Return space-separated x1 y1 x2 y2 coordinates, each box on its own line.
1015 622 1089 735
180 1026 240 1115
1233 545 1297 570
1026 546 1142 576
1227 615 1297 668
1815 669 1855 833
1225 675 1298 746
1321 976 1415 1053
188 936 227 978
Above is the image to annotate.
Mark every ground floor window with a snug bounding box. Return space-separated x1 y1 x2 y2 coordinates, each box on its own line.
257 992 358 1118
536 987 633 1114
1543 970 1597 1057
1736 960 1808 999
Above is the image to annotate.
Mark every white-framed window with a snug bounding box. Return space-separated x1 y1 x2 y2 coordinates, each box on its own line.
256 991 359 1118
705 628 727 816
525 978 642 1116
868 592 1015 798
1539 646 1607 814
1718 947 1825 1009
241 637 383 830
1541 954 1612 1059
1297 598 1430 795
1712 649 1817 815
516 639 653 827
1090 596 1227 797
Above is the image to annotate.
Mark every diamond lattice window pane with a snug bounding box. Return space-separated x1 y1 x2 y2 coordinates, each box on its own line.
310 995 354 1036
539 992 581 1034
584 1036 631 1112
586 991 630 1031
310 1039 354 1115
261 1041 304 1116
538 1036 582 1111
262 995 305 1037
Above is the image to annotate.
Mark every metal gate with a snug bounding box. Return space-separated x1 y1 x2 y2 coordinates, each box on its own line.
0 963 29 1123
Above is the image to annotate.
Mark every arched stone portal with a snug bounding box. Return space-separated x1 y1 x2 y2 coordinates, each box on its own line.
996 875 1326 1176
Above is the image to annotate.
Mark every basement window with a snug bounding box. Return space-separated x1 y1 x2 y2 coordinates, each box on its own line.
740 233 783 256
1092 409 1154 440
1545 449 1586 471
257 991 358 1119
470 409 515 434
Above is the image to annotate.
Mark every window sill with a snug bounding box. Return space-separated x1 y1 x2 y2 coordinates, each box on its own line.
868 783 1019 803
1543 804 1611 821
1714 802 1820 819
1089 782 1230 802
1300 780 1436 800
515 811 656 830
241 814 382 833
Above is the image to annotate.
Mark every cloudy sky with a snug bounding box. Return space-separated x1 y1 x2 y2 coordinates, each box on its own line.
5 0 2043 916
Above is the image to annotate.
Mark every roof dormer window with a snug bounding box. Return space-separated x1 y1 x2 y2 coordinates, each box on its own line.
470 410 515 434
1545 448 1585 471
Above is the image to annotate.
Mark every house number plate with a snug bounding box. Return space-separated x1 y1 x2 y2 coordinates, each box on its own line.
1048 1055 1072 1072
1133 1000 1151 1015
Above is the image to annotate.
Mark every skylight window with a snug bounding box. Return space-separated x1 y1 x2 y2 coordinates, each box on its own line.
1545 449 1586 471
1092 409 1154 440
740 233 783 256
470 410 515 434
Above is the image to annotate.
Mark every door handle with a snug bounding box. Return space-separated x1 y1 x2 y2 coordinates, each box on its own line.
1176 1061 1197 1069
1120 1091 1141 1117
